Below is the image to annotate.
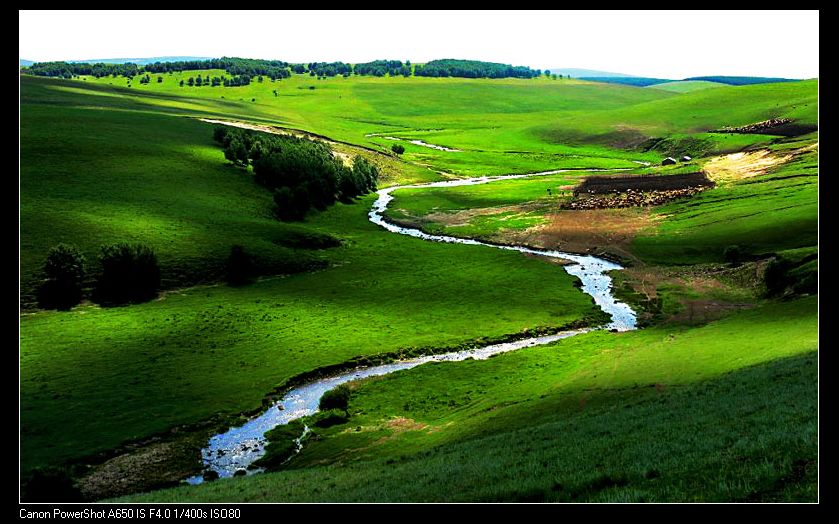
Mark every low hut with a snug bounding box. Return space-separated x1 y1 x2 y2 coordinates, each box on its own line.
662 157 677 166
681 155 692 162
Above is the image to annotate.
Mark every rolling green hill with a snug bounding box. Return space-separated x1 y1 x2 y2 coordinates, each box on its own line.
20 105 327 306
21 73 611 473
648 80 727 93
19 69 818 502
120 297 817 502
685 75 799 85
580 76 671 87
534 79 817 148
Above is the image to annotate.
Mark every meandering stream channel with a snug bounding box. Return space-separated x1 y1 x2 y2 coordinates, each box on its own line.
186 169 637 484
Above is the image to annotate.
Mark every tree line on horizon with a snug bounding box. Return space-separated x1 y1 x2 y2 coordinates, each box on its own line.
24 57 544 81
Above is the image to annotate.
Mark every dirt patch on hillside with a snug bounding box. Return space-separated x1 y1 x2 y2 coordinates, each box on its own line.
617 263 761 326
669 299 753 325
367 418 431 447
201 118 297 137
703 150 794 184
386 417 428 433
201 118 353 165
502 208 654 263
76 435 205 501
621 265 736 300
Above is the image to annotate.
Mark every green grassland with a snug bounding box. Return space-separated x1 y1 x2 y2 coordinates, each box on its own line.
632 155 817 265
388 172 579 218
120 296 817 502
21 191 605 472
385 138 817 267
23 74 817 179
19 84 439 305
647 80 727 93
635 134 818 264
19 69 817 501
534 80 816 147
22 74 661 178
22 72 815 303
384 162 704 221
20 104 324 305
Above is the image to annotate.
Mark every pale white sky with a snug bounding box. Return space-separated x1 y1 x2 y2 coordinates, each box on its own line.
19 10 819 79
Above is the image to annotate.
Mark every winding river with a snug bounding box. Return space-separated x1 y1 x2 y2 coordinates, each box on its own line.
186 169 637 484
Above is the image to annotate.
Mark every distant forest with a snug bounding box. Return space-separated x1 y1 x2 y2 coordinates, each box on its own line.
579 76 799 87
23 57 543 81
683 76 798 85
414 59 541 79
580 77 671 87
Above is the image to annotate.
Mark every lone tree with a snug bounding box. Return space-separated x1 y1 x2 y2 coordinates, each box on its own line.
38 243 86 310
95 243 160 305
391 143 405 155
226 245 255 286
723 245 743 266
763 258 790 297
319 384 351 414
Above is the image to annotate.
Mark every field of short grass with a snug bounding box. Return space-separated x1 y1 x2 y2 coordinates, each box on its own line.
25 74 816 180
20 190 604 472
119 297 817 502
383 138 817 267
647 80 727 93
19 70 818 502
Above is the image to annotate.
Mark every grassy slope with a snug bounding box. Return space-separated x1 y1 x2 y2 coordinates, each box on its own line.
19 81 439 304
121 296 817 502
389 172 578 216
647 80 727 93
19 104 321 304
385 162 701 220
25 74 815 178
20 74 667 179
20 190 603 471
632 144 818 264
20 72 818 500
535 80 817 145
384 138 817 266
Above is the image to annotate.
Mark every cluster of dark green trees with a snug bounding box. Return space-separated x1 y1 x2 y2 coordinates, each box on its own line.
37 240 265 309
37 243 160 310
319 384 351 413
25 57 293 81
178 74 254 87
354 60 411 77
25 61 141 79
26 57 544 81
144 57 292 80
414 59 541 78
214 127 379 221
305 62 353 78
